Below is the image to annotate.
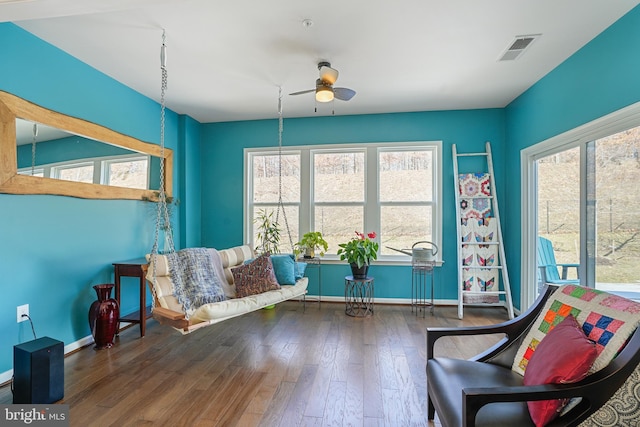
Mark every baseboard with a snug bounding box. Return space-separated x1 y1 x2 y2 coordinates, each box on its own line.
304 296 518 314
304 296 460 306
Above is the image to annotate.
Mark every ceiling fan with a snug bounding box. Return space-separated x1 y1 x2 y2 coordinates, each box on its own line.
290 62 356 103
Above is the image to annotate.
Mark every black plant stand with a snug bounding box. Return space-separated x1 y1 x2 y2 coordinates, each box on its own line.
344 275 374 317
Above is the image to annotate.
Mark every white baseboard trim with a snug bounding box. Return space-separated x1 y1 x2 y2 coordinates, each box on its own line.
0 334 94 387
304 296 460 306
304 296 519 314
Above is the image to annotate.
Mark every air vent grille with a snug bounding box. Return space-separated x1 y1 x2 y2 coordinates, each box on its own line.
499 34 541 61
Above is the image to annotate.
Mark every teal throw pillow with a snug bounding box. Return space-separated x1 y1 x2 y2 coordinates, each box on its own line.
295 262 307 279
270 254 297 285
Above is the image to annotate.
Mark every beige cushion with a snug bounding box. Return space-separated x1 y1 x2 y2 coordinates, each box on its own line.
192 279 308 323
146 245 307 325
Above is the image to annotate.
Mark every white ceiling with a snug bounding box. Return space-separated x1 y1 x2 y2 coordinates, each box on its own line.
3 0 639 123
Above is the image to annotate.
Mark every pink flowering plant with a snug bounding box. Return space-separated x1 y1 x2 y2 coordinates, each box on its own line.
337 231 379 268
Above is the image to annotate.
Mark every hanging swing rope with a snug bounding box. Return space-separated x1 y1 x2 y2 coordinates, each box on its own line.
30 123 38 176
151 29 175 313
274 87 295 252
152 29 175 257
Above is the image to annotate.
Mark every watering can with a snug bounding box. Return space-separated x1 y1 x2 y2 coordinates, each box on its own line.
386 241 438 263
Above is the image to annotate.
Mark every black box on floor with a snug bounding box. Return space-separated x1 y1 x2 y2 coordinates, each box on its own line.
13 336 64 404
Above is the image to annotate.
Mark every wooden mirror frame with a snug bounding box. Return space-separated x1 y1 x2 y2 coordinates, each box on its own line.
0 91 172 201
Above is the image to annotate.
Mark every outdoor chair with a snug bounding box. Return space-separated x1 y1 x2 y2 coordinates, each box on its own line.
426 284 640 427
537 236 580 286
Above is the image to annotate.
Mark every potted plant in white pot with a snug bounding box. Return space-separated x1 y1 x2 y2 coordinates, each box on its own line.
294 231 329 259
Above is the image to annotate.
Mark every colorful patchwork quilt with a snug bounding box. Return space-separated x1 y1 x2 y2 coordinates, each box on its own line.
460 216 499 303
512 285 640 376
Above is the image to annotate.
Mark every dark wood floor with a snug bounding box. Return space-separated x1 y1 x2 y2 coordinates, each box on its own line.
0 301 509 427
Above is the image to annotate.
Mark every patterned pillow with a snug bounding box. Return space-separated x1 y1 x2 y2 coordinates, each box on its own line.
579 362 640 426
232 254 281 298
513 285 640 376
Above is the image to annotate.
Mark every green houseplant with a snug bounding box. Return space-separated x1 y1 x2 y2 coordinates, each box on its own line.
254 209 281 255
295 231 329 258
337 231 379 278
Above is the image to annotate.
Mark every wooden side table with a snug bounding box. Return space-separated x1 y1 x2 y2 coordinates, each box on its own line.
113 257 151 337
344 275 374 317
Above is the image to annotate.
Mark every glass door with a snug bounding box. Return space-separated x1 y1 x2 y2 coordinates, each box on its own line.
536 146 581 294
589 130 640 297
534 126 640 299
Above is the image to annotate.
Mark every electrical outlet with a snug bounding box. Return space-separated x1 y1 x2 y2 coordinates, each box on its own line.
17 304 29 323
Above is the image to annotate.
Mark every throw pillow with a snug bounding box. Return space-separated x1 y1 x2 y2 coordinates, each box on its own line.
579 362 640 426
270 254 297 285
523 315 598 427
512 285 640 376
232 254 281 298
295 262 307 280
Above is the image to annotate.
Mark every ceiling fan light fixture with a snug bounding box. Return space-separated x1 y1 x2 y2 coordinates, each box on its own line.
316 85 334 102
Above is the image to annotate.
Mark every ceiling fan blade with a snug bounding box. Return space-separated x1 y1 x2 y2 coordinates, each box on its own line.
334 87 356 101
319 65 339 85
289 89 315 96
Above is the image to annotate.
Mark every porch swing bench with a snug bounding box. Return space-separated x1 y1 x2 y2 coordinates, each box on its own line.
145 245 308 334
144 36 305 334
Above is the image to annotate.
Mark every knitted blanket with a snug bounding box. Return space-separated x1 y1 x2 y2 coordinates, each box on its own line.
166 248 226 317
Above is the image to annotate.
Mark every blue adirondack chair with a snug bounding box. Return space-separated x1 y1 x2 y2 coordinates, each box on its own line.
537 236 580 286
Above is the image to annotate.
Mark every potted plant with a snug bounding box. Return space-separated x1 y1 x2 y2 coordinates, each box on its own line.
337 231 379 278
295 231 329 259
254 209 281 255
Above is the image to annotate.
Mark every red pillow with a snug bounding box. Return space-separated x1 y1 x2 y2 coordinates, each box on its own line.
523 314 598 427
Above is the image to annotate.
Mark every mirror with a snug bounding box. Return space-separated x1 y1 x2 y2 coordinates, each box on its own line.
0 91 172 201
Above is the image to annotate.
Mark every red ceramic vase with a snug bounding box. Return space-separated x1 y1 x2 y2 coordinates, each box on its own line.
88 284 119 350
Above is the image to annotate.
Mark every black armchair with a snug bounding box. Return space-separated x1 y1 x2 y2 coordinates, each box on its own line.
426 285 640 427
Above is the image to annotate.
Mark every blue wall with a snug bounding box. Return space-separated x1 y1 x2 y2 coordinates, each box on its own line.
0 23 189 374
504 5 640 305
2 2 639 377
200 110 507 300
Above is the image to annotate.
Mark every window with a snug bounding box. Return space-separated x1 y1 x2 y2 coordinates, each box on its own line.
246 142 441 261
313 150 365 254
53 162 95 183
247 152 301 253
522 103 640 307
18 168 44 177
379 149 435 256
18 154 150 189
102 156 149 189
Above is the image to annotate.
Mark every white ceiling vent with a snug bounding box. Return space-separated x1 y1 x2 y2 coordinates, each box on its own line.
499 34 541 61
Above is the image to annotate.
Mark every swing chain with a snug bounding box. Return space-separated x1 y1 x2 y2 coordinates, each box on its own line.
275 87 294 252
31 123 38 176
151 30 175 312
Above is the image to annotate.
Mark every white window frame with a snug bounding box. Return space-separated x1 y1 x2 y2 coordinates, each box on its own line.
521 101 640 309
18 153 151 188
245 141 442 264
17 167 45 177
52 160 96 183
101 155 150 189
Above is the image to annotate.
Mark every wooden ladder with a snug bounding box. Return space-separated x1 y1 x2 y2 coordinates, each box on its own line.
452 142 514 319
